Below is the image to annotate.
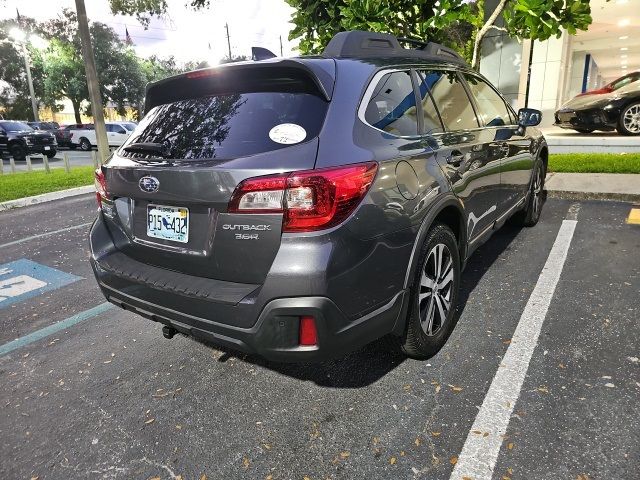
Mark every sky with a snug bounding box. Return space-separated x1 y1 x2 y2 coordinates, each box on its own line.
1 0 298 64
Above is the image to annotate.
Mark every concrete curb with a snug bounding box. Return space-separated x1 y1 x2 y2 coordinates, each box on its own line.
546 190 640 203
0 185 94 212
545 172 640 203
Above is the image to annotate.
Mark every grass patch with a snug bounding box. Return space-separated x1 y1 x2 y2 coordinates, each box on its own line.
1 153 637 203
549 153 640 174
0 166 94 202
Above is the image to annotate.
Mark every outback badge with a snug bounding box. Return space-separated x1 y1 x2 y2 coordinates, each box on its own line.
139 176 160 193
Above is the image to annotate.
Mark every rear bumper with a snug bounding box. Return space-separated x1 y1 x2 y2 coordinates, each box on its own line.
90 216 407 362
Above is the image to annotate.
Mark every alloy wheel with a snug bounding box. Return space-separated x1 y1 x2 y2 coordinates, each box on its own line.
532 164 543 216
623 104 640 134
419 243 454 336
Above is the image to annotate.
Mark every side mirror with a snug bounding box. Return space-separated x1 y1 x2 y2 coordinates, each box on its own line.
517 108 542 127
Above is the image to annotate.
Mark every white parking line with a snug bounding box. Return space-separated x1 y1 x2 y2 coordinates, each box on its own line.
450 218 578 480
0 222 93 249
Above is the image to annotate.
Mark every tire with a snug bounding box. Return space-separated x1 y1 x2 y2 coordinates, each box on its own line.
616 102 640 136
401 224 461 359
574 128 594 134
10 143 26 161
45 150 56 159
79 138 92 151
512 160 545 227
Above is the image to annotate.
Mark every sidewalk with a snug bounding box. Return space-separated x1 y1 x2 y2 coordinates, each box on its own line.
541 127 640 154
546 172 640 202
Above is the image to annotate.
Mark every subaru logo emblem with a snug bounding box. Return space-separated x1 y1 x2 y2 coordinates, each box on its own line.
139 176 160 193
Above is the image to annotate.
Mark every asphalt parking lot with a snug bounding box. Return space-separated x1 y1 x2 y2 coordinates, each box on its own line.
0 195 638 479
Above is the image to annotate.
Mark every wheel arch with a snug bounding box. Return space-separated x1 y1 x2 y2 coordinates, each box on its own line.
538 143 549 174
402 194 467 291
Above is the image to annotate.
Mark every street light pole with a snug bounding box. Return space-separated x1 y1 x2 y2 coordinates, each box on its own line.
20 42 39 122
74 0 110 164
225 23 232 60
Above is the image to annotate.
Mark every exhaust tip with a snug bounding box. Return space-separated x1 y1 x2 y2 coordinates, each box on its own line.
162 325 177 339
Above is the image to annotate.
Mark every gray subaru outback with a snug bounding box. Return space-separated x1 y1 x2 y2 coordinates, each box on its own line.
90 31 546 362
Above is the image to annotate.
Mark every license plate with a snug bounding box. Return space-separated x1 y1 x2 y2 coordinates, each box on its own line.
146 205 189 243
44 146 51 150
558 112 575 122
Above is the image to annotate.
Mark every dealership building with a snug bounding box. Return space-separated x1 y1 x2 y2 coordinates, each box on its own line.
480 0 638 128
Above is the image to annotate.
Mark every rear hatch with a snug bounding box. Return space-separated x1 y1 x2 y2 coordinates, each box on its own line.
100 59 334 285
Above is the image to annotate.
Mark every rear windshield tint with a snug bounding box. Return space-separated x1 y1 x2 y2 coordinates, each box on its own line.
119 92 328 160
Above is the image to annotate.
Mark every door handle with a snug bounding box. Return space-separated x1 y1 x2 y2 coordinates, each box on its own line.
447 150 464 166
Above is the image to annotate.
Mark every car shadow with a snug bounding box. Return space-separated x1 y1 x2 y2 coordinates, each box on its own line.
194 195 545 388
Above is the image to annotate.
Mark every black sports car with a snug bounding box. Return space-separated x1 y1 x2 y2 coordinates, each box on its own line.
554 72 640 135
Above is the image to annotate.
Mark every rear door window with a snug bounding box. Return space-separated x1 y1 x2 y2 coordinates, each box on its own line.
463 74 514 127
419 70 479 131
415 71 445 134
121 92 328 160
364 71 418 136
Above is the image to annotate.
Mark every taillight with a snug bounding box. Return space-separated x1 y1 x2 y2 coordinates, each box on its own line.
228 162 378 232
94 168 108 209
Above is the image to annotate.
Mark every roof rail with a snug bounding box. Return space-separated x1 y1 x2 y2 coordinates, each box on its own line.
322 30 466 64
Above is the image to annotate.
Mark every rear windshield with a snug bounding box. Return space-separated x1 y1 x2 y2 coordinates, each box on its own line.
119 92 328 160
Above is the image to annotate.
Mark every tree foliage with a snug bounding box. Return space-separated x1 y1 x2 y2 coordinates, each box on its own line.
502 0 592 39
286 0 595 68
0 18 46 119
0 11 208 122
108 0 210 26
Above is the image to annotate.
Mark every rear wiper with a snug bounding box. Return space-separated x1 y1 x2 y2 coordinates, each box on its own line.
123 142 169 158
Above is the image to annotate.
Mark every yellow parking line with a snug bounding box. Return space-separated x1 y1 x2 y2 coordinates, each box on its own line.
627 208 640 225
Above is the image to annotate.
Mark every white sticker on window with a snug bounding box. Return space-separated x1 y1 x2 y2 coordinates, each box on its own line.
269 123 307 145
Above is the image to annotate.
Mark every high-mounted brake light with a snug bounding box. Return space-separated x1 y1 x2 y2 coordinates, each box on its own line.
228 162 378 232
185 69 218 79
94 168 108 210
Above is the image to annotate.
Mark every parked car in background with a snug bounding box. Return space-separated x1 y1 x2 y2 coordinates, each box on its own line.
0 120 57 160
28 121 74 149
90 31 546 362
70 121 132 150
27 121 60 131
59 123 94 149
577 71 640 97
0 126 8 159
555 71 640 135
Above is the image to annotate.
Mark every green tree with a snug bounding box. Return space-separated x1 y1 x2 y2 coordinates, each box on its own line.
286 0 595 69
0 18 46 120
108 0 211 26
469 0 593 68
285 0 479 60
37 9 129 122
139 55 181 83
219 55 247 64
109 48 147 118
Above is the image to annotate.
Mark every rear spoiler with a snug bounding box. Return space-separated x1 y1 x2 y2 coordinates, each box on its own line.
144 58 335 113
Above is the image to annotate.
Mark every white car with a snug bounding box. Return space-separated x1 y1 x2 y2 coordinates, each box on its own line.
70 122 137 151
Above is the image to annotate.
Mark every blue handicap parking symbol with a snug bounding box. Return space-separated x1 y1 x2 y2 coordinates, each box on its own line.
0 259 82 309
